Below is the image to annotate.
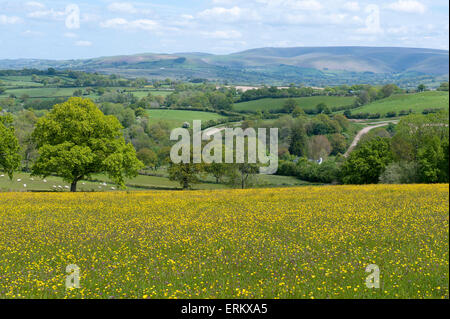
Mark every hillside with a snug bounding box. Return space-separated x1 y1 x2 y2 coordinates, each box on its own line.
234 96 356 112
352 91 449 115
0 47 448 87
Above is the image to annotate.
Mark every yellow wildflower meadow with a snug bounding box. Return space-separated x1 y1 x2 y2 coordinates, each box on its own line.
0 184 448 299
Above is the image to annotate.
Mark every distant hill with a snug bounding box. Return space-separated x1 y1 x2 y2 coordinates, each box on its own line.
0 47 448 87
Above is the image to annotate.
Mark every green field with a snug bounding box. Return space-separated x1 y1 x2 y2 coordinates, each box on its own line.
0 76 44 88
0 172 310 192
234 96 356 112
147 109 227 128
353 91 449 115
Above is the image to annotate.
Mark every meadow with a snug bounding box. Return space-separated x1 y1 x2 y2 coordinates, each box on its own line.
0 185 447 299
147 109 227 128
234 96 356 112
0 172 310 192
353 91 449 115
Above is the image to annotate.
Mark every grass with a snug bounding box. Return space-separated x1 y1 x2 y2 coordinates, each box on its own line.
0 172 310 192
0 184 447 299
353 91 449 115
2 87 81 98
147 109 226 128
0 80 171 100
234 96 356 112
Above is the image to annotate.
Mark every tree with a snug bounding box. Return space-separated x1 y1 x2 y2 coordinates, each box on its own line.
13 110 38 172
289 118 308 156
283 98 298 114
73 89 83 97
329 133 347 155
308 135 332 160
380 84 399 98
417 84 426 92
379 161 419 184
292 106 305 118
391 112 449 162
315 103 330 114
340 137 393 184
205 163 230 183
417 136 449 183
168 163 203 189
227 163 259 189
31 97 143 192
0 112 21 179
437 82 449 92
137 148 157 170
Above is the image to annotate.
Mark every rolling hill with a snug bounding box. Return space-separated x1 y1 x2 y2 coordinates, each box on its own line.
351 91 449 115
0 47 448 87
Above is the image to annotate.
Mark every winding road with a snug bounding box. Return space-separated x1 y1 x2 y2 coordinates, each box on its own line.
344 120 399 157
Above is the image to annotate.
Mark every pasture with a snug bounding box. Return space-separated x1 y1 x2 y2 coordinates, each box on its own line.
0 185 447 299
234 96 356 112
0 172 310 192
353 91 449 115
147 109 227 128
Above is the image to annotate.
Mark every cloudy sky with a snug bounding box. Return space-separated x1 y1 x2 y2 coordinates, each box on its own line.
0 0 448 59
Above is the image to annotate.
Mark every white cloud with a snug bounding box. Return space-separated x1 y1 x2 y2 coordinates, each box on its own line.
357 4 383 34
25 1 45 9
202 30 242 39
343 2 360 12
387 1 426 14
198 6 261 22
212 0 235 4
289 0 323 11
64 32 78 38
387 26 409 34
100 18 128 28
253 0 322 11
199 6 242 20
27 9 65 19
22 30 44 36
100 18 158 31
75 40 92 47
107 2 138 14
0 15 22 25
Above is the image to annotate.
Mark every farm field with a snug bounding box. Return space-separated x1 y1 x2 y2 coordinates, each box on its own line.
0 184 447 299
0 172 310 192
352 91 449 115
147 109 227 128
234 96 356 112
0 74 173 100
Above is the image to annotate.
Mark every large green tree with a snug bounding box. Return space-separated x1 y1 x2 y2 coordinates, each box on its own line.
340 137 393 184
31 97 143 192
0 111 21 179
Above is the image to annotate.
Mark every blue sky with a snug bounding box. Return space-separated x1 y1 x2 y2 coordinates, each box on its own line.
0 0 448 59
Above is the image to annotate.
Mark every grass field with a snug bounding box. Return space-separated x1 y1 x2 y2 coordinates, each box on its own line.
147 109 227 128
0 172 310 192
0 185 447 299
0 78 172 100
234 96 356 112
353 91 449 115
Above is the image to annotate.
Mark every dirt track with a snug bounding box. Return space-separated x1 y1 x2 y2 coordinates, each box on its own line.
344 121 398 157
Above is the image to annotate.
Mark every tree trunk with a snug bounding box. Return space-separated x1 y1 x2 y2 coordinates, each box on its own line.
183 178 189 190
70 180 78 192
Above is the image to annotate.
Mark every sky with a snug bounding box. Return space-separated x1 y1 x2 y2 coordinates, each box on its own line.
0 0 449 59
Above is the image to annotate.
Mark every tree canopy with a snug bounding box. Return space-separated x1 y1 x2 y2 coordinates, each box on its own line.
31 97 143 191
0 111 21 179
